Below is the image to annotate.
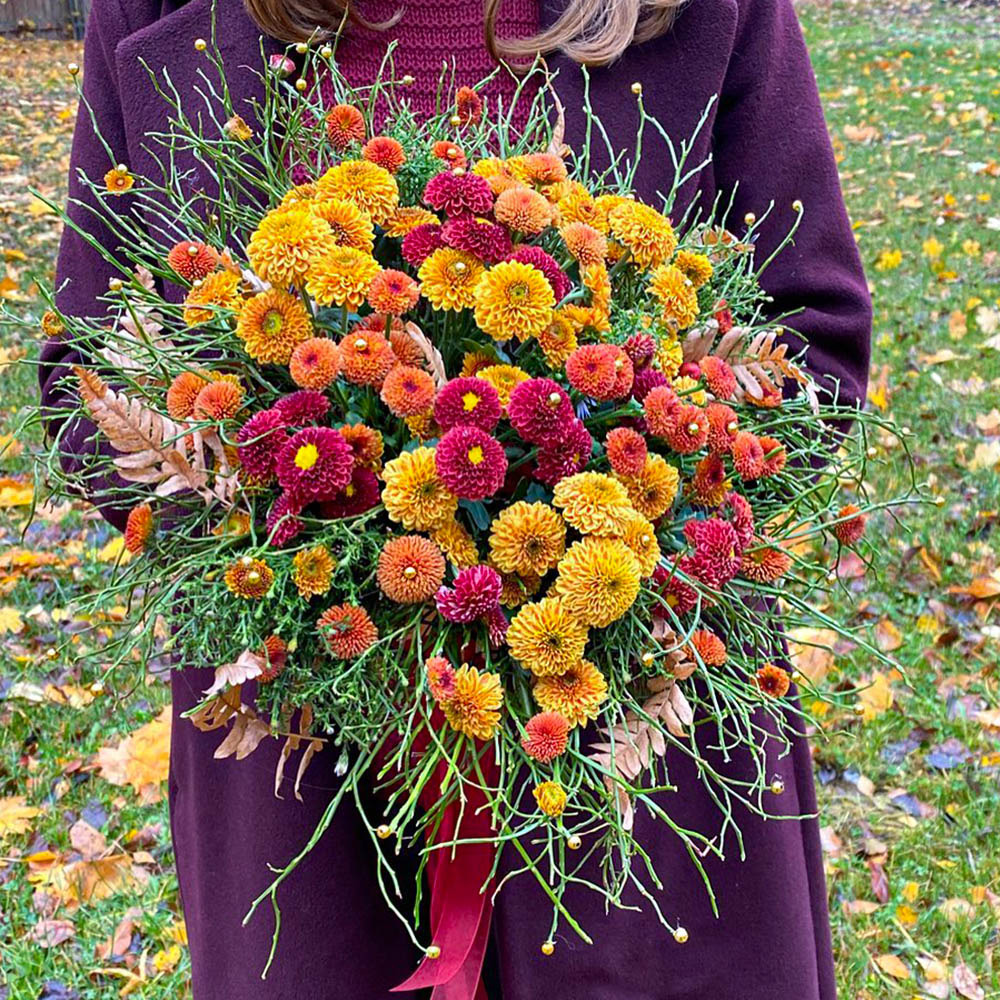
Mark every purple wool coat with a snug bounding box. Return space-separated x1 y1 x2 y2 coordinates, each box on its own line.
42 0 870 997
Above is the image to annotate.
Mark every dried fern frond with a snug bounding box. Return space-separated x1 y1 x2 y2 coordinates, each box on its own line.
404 321 447 388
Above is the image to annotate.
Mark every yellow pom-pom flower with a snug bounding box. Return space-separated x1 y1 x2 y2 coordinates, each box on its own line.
381 447 459 532
507 597 589 677
615 510 661 578
473 260 555 342
555 537 641 627
673 249 714 289
305 246 381 310
649 263 699 330
551 472 634 536
615 455 680 521
476 364 530 413
533 781 568 818
292 545 335 597
247 205 336 287
308 197 375 253
183 271 242 326
533 659 608 727
316 159 399 226
488 501 566 577
418 248 485 312
442 665 504 741
236 289 312 364
608 201 677 270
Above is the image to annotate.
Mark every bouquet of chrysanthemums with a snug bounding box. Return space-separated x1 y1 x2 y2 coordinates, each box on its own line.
29 33 916 983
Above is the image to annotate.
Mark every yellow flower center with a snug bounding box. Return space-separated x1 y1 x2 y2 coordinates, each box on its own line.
262 309 284 335
467 445 484 465
508 282 528 301
295 443 319 470
462 391 481 412
345 483 355 497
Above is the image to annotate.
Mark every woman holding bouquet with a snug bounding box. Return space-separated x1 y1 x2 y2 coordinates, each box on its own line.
42 0 870 996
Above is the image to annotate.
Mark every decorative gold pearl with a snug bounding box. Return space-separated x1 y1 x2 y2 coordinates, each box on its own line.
295 78 308 92
403 566 417 579
108 278 124 292
548 392 563 406
376 824 393 840
453 261 467 274
541 940 555 956
187 244 200 257
295 42 309 54
67 62 80 75
452 166 466 177
744 212 756 226
614 357 624 370
320 45 333 59
687 423 700 435
854 703 866 716
641 651 655 666
934 495 946 507
826 571 837 583
640 535 651 546
194 38 207 51
770 777 785 795
792 199 804 212
673 926 689 944
402 74 415 86
567 834 582 850
426 944 441 960
45 647 57 659
630 82 643 95
247 571 261 583
449 114 462 126
726 420 739 433
240 555 253 566
866 446 877 458
354 337 368 350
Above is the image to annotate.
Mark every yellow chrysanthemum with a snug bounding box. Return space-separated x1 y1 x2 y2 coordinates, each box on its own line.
308 197 375 253
431 516 480 569
552 472 634 536
673 249 714 289
247 205 336 287
460 351 497 378
533 781 568 818
476 364 530 412
555 183 607 232
656 332 684 378
649 264 699 330
608 201 677 270
404 411 444 442
533 659 608 727
236 289 312 364
292 545 335 597
507 597 589 677
492 565 542 608
489 501 566 577
616 455 679 521
183 271 242 326
418 248 485 312
381 446 458 532
554 537 641 627
473 260 555 342
280 182 319 206
614 510 661 578
305 247 381 310
581 260 611 332
383 205 439 237
537 311 579 368
224 556 274 600
442 665 503 741
316 159 399 226
672 375 707 406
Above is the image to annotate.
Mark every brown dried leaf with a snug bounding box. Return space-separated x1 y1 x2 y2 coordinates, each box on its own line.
204 649 265 696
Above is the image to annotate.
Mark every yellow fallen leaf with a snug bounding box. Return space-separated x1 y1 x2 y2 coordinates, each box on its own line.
27 195 55 216
95 707 171 803
0 606 24 634
0 477 33 508
95 535 132 565
902 881 920 902
786 627 838 683
895 903 919 926
919 348 967 365
858 672 894 721
968 440 1000 471
874 953 910 979
0 795 41 839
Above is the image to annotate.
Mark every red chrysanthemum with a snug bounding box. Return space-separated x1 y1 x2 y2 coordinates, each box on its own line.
236 409 289 483
367 269 421 316
339 328 397 387
706 402 739 453
565 344 617 400
683 517 742 588
377 535 446 603
290 337 341 390
664 404 709 454
258 635 288 683
317 603 378 659
689 452 730 507
325 103 366 149
607 346 634 399
700 355 738 399
423 170 493 217
652 559 699 618
623 332 657 370
401 223 445 267
521 711 570 763
434 376 502 433
740 535 792 583
435 425 508 500
425 655 458 702
455 85 483 125
508 378 575 447
380 364 437 417
686 628 727 667
266 493 305 547
167 241 217 282
440 216 512 264
432 140 467 169
832 504 867 545
605 426 648 478
533 420 593 486
509 246 570 303
362 135 406 173
276 426 354 505
124 503 153 554
721 491 756 549
759 436 787 477
274 389 330 426
435 564 503 623
731 431 766 479
754 663 791 698
631 367 668 402
317 465 381 519
643 384 681 437
714 299 734 334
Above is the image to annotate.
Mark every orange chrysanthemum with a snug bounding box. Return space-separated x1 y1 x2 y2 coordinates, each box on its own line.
521 712 570 763
507 597 589 677
561 221 608 265
686 628 727 667
740 536 792 583
493 565 543 608
123 503 153 554
381 446 458 531
674 249 714 289
536 311 578 368
434 141 469 170
473 260 555 342
616 455 680 521
389 327 427 368
362 135 406 173
608 201 677 270
833 504 867 545
224 556 274 600
317 159 399 226
167 241 217 282
649 263 699 330
306 247 381 310
442 665 503 741
377 535 446 604
104 165 134 195
431 517 481 570
247 205 336 287
338 422 384 471
193 379 244 421
166 371 208 419
533 659 608 727
533 781 568 817
488 501 566 577
367 269 421 316
236 289 312 365
754 663 791 698
292 545 335 597
418 248 485 312
460 351 496 378
325 103 366 148
258 635 288 683
309 197 375 253
617 510 661 578
551 472 633 536
290 337 341 389
494 186 551 235
380 364 436 417
183 271 242 326
687 452 731 508
384 205 439 238
338 328 397 387
555 184 606 231
317 603 378 659
454 85 483 125
555 537 641 627
425 655 457 702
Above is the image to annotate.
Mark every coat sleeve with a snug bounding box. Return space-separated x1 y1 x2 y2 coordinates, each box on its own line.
40 0 135 531
710 0 871 407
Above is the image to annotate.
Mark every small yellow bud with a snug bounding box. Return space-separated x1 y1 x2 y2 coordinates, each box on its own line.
673 927 689 944
108 278 124 292
744 212 756 226
449 114 462 127
67 62 80 75
630 82 643 95
402 74 415 86
403 566 417 579
641 651 655 667
295 42 309 54
541 941 555 956
792 199 804 212
770 777 785 795
295 78 307 92
567 834 582 850
866 446 877 458
376 824 393 840
194 38 207 51
320 45 333 59
426 944 441 960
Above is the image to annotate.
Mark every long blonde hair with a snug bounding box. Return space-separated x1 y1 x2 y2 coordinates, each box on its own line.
242 0 687 67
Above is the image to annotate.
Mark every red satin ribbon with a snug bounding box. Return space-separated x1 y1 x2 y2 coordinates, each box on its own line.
390 747 497 1000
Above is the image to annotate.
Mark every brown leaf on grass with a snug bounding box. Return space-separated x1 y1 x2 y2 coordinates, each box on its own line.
95 707 170 804
869 859 890 904
29 918 76 948
953 963 984 1000
69 819 107 860
787 627 837 683
94 907 142 962
857 672 894 721
874 953 909 979
949 572 1000 600
0 795 41 839
30 854 146 907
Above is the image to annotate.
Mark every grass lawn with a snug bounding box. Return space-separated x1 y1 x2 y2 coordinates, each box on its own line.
1 4 998 997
